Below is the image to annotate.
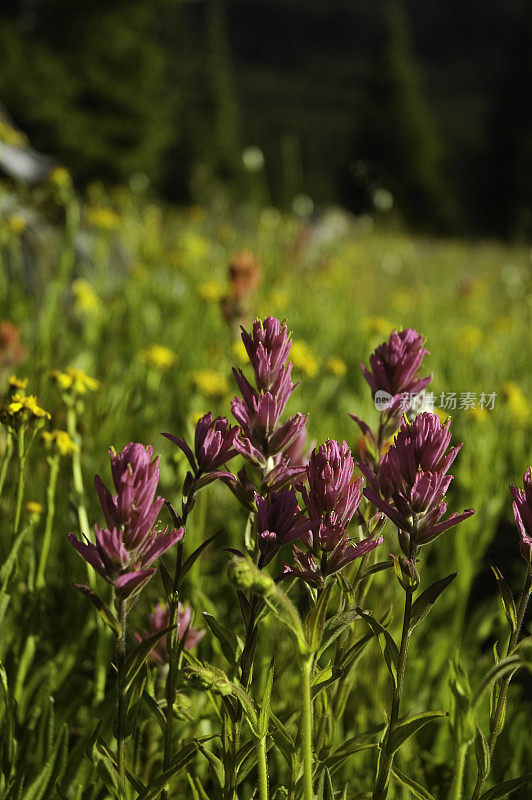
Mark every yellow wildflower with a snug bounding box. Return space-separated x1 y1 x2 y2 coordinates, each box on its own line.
2 393 51 423
502 382 529 425
138 345 178 371
465 406 489 423
8 375 28 391
290 341 320 378
7 214 26 236
72 279 101 314
182 233 208 259
325 357 347 378
191 370 229 398
199 280 226 302
231 340 248 366
25 501 43 518
48 166 71 188
188 410 206 428
361 316 395 337
0 120 27 147
187 205 206 223
457 325 482 354
50 367 101 395
86 207 121 231
435 408 450 425
42 429 78 456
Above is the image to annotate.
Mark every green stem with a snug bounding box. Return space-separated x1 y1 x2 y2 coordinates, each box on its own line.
13 427 26 535
257 733 269 800
161 486 197 800
0 429 13 497
373 581 414 800
67 406 90 538
36 454 60 589
470 564 532 800
450 742 468 800
117 598 128 793
300 655 314 800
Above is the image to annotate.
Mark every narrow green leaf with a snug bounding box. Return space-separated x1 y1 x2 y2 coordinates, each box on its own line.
259 658 274 738
202 612 243 667
306 582 333 653
1 529 28 590
159 562 173 599
96 739 146 793
478 773 532 800
20 722 68 800
120 624 176 690
491 565 517 631
387 711 448 756
316 609 359 658
474 725 490 783
136 743 197 800
472 655 521 708
194 739 224 789
356 607 399 686
409 573 457 631
318 724 385 775
73 584 121 636
390 765 436 800
142 691 166 735
354 560 395 584
181 529 224 580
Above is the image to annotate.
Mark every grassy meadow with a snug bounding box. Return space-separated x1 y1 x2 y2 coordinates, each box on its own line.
0 174 531 799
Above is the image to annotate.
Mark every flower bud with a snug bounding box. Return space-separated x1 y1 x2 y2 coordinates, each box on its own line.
227 558 274 596
392 554 420 591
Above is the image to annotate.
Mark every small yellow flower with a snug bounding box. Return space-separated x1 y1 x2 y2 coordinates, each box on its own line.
86 207 121 231
290 341 320 378
8 375 28 391
187 205 206 223
325 357 347 378
50 367 101 395
25 501 43 518
42 429 79 456
138 345 178 371
182 233 208 259
231 340 248 366
191 370 229 398
435 408 450 425
502 381 529 425
188 410 206 428
361 316 395 337
7 214 26 236
0 120 27 147
2 393 51 423
199 280 226 303
457 325 482 354
72 279 101 314
48 166 71 188
465 406 489 423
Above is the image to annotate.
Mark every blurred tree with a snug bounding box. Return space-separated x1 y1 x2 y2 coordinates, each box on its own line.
203 0 243 191
341 0 456 230
483 0 532 239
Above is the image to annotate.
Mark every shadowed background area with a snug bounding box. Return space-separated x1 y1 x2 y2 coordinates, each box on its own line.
0 0 531 236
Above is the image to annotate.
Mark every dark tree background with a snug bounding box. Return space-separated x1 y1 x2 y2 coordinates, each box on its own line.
0 0 530 236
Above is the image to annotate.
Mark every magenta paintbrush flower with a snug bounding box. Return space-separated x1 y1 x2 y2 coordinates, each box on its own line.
135 601 204 664
232 316 307 464
283 439 382 585
69 442 183 600
241 316 292 392
163 413 239 474
255 488 302 565
361 328 432 401
362 413 475 553
510 467 532 564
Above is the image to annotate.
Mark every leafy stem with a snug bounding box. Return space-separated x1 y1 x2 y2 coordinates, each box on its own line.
470 563 532 800
116 597 128 793
36 453 60 589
